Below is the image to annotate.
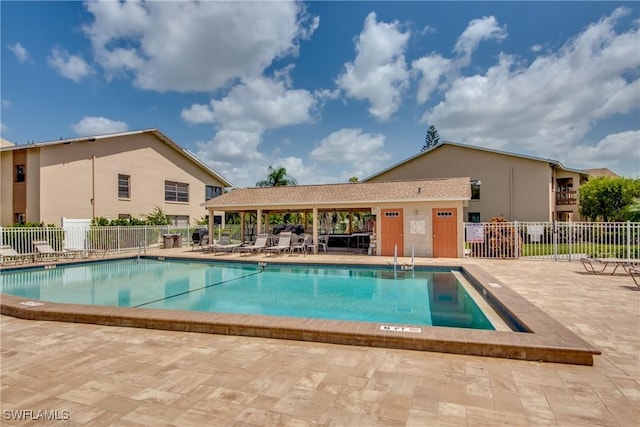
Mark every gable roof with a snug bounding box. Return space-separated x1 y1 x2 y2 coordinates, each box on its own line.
585 168 619 178
0 128 232 187
203 178 471 210
364 141 589 181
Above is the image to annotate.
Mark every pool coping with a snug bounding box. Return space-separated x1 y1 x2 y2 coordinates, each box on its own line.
0 256 601 365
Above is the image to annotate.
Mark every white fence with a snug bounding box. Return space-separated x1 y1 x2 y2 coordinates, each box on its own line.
3 222 638 261
464 221 640 260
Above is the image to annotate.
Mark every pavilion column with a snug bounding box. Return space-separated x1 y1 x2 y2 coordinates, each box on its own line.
257 209 263 235
240 212 245 242
312 207 318 254
208 208 214 241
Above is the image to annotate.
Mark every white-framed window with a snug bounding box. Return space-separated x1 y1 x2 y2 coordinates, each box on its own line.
118 174 130 198
165 181 189 202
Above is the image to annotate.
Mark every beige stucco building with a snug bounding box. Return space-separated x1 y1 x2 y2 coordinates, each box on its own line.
365 142 590 222
0 129 231 226
203 178 471 258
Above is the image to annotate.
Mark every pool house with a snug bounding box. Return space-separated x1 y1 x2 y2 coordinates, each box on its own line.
202 178 471 258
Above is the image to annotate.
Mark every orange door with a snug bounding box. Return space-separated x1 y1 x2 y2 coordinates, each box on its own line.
381 209 403 256
432 208 457 258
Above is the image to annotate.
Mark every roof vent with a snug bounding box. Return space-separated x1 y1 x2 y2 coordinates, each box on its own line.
417 187 421 194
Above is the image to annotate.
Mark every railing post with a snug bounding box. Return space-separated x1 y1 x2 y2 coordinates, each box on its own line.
553 221 558 261
514 221 519 259
568 221 572 262
627 221 631 259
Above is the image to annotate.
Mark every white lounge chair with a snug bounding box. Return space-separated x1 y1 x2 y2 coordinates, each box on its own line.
210 231 242 254
32 240 71 261
0 245 35 265
265 231 292 256
238 234 269 256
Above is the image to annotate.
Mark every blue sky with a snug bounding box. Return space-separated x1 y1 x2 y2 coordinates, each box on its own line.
2 1 639 187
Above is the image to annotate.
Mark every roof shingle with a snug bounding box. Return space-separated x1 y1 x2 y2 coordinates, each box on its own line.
203 178 471 210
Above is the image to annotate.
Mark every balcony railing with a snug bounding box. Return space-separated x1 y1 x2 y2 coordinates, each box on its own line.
556 190 577 205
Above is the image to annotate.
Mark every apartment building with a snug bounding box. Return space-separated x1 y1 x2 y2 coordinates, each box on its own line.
0 129 231 226
365 142 591 222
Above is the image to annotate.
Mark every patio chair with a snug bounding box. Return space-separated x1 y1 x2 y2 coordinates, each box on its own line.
291 233 313 255
318 235 329 252
0 245 35 266
32 240 72 261
238 234 269 256
264 231 293 256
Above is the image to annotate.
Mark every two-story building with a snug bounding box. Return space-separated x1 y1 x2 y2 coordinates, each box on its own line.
0 129 231 226
365 142 592 222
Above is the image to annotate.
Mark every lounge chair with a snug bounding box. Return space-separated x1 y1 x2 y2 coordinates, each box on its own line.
32 240 72 261
264 231 292 256
581 257 640 275
291 233 313 255
630 268 640 287
238 234 269 256
0 245 35 266
209 232 242 255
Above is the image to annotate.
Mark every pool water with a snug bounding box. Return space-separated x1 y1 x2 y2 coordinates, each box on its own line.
0 259 494 330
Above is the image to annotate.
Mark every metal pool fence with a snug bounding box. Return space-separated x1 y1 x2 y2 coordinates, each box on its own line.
464 221 640 260
0 225 242 255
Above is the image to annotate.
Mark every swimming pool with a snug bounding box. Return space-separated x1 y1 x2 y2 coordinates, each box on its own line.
0 256 601 365
0 259 494 330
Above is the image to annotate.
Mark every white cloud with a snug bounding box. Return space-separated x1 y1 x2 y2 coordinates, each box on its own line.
8 42 29 63
412 55 454 105
453 16 507 62
72 116 128 136
419 7 639 164
48 48 92 82
83 0 318 92
310 128 391 180
191 74 320 184
1 122 7 134
337 12 410 120
571 130 640 177
2 100 12 109
412 15 506 106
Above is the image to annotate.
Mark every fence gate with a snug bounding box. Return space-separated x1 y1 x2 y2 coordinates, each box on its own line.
62 218 91 250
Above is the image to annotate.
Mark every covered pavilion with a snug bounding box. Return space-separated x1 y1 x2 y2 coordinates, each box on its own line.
202 178 471 257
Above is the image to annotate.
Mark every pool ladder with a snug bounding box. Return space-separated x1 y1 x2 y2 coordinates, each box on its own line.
394 245 415 272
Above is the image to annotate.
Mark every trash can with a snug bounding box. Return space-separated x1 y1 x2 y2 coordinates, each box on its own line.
163 235 173 249
173 234 182 247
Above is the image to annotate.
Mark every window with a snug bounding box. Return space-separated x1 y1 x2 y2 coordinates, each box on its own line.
168 215 189 227
15 165 25 183
436 211 453 217
14 213 26 224
471 181 481 200
165 181 189 202
205 185 222 200
468 212 481 223
118 174 130 198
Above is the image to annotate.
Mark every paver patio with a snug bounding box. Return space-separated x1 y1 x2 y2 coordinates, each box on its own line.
1 252 639 426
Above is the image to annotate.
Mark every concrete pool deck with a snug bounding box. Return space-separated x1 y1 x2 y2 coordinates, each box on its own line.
1 250 639 425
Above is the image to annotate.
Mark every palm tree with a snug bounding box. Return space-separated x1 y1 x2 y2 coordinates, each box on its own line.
256 166 298 187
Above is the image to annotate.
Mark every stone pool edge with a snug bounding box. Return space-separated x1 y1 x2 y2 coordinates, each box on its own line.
0 259 600 366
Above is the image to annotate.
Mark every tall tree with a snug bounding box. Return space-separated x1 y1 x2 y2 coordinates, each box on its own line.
421 124 440 152
579 176 640 221
256 165 298 187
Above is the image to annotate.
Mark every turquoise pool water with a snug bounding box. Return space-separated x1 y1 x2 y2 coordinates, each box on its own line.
0 259 494 330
